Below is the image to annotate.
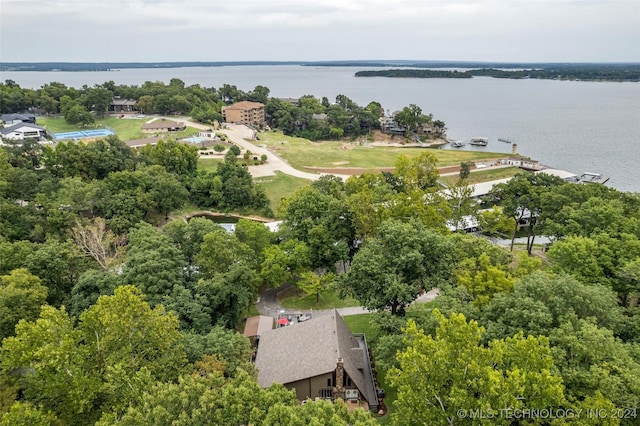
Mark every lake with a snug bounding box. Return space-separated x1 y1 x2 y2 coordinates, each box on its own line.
2 65 639 192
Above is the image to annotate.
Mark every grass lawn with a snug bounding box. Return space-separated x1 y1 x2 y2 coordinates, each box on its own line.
257 131 504 170
197 156 225 173
278 286 359 310
374 371 396 424
343 313 394 424
440 166 522 186
39 116 200 141
343 313 379 341
255 172 310 214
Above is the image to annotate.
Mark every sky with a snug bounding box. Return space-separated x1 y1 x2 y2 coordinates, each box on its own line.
1 0 639 63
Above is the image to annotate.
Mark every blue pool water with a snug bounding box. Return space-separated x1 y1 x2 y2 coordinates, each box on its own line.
181 137 206 143
53 128 114 140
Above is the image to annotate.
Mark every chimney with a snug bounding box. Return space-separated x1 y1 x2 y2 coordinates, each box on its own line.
334 358 345 400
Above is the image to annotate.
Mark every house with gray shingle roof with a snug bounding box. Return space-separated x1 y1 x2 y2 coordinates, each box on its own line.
2 113 36 125
109 97 137 113
141 120 186 133
255 310 379 412
0 122 49 143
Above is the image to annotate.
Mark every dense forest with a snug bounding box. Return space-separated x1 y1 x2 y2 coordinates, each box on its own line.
2 79 640 424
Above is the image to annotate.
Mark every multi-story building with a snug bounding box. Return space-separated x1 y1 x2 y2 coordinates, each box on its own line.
221 101 265 125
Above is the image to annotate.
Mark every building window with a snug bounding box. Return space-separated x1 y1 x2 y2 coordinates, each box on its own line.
327 378 332 387
319 388 333 399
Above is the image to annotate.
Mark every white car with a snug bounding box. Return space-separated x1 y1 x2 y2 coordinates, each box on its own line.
298 314 311 322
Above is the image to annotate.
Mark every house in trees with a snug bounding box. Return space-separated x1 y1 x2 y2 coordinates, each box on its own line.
2 113 37 125
0 122 49 143
109 97 137 113
125 136 163 148
379 116 406 136
255 310 380 412
222 101 265 125
141 120 186 133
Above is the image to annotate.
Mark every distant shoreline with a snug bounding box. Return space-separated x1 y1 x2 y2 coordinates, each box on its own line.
2 60 640 75
354 68 640 83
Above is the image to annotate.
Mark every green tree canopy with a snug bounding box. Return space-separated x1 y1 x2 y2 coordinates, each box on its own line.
340 219 455 315
1 285 188 425
481 271 623 342
122 222 186 305
387 310 565 426
0 269 48 341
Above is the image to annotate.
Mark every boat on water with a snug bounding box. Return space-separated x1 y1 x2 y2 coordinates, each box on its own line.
450 139 465 147
469 137 488 146
498 138 512 143
579 172 609 184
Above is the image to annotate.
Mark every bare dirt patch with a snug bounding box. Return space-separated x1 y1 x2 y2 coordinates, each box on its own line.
304 166 395 176
304 162 502 177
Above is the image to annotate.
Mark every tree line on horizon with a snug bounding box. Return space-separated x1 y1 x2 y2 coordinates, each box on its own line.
1 79 446 142
355 65 640 82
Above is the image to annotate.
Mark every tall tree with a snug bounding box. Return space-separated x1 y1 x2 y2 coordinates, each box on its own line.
550 320 640 410
2 285 188 424
139 139 199 178
480 271 623 342
490 172 565 253
387 311 565 426
122 222 186 305
393 103 431 133
340 219 455 315
394 152 440 191
195 227 255 277
70 217 124 271
456 253 515 306
0 269 48 341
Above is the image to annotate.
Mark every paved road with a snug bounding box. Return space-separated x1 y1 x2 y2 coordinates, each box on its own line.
180 120 350 181
256 285 440 320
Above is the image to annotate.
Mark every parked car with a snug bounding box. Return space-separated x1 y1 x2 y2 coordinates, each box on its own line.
298 314 311 322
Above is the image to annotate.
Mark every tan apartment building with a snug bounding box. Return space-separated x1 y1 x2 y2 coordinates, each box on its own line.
221 101 265 125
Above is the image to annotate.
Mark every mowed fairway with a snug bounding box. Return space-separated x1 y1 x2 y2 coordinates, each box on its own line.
257 131 504 170
254 172 309 214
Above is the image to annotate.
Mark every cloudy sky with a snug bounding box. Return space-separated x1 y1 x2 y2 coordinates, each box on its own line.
1 0 638 63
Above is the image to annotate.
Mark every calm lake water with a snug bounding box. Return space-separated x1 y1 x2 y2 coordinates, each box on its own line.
3 66 640 192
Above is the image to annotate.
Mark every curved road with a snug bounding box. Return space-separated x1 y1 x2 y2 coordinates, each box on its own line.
182 120 350 181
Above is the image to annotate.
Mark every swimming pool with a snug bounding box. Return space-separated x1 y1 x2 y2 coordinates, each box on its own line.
181 137 207 143
53 128 115 140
